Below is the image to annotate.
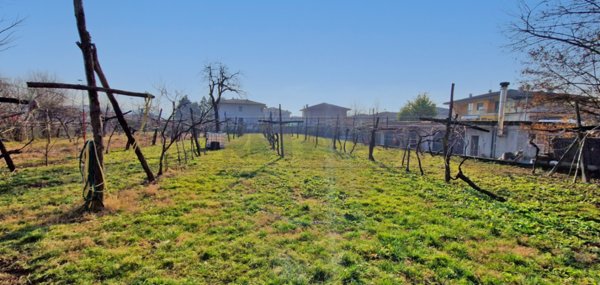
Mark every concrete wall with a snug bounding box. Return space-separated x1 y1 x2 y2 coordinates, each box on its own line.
219 104 265 126
463 125 536 160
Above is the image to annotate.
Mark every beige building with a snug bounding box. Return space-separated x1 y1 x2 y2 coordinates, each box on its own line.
301 103 350 126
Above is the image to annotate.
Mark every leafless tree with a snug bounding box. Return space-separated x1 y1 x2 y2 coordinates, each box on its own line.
204 63 241 132
511 0 600 115
0 17 23 51
157 88 212 177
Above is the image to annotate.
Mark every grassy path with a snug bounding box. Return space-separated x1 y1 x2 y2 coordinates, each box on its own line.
0 134 598 284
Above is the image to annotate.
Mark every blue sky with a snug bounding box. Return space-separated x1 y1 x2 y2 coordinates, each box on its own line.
0 1 525 115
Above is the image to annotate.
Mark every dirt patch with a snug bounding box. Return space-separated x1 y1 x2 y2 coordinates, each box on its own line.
0 257 30 285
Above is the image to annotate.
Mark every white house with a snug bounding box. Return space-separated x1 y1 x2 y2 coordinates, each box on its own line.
218 99 266 130
264 107 291 120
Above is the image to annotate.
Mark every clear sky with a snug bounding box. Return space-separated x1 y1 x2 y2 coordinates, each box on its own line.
0 1 526 115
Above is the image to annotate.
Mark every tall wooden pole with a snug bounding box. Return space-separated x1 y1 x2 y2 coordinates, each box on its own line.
333 115 339 150
315 118 320 147
443 83 455 183
74 0 105 211
279 104 284 157
152 108 162 146
575 102 589 182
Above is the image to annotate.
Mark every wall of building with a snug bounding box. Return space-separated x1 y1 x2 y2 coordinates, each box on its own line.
303 109 348 126
454 98 498 119
463 125 536 160
219 104 265 126
264 108 291 120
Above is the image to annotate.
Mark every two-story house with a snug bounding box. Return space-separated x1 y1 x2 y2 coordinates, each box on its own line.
444 82 577 161
218 99 266 131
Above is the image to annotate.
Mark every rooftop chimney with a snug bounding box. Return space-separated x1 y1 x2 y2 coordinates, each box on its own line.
497 82 510 136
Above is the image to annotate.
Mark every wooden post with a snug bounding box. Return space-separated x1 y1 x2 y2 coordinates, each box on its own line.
332 115 338 150
443 83 455 183
0 139 16 172
575 102 589 182
91 47 155 182
315 118 320 148
405 141 411 172
368 117 380 161
44 109 51 166
548 137 578 176
304 118 308 141
74 0 105 211
279 104 284 157
343 128 349 153
152 108 162 146
102 104 110 134
225 113 230 142
233 117 237 139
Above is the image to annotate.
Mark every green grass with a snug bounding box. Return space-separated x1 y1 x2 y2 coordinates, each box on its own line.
0 134 598 284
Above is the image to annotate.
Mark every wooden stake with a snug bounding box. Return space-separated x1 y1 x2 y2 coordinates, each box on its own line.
315 118 320 148
279 104 284 157
0 139 16 172
443 83 455 183
575 102 589 182
74 0 105 211
91 44 155 182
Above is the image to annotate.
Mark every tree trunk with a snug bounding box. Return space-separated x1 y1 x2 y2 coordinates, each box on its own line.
105 124 118 154
453 159 506 202
213 104 220 132
368 117 380 161
416 136 424 175
152 108 162 146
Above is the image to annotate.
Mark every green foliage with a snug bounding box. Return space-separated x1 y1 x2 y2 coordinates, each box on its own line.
398 93 437 121
0 135 598 283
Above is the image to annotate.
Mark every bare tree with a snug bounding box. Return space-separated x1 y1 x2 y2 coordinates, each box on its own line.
511 0 600 115
0 17 23 51
157 88 211 177
204 63 241 132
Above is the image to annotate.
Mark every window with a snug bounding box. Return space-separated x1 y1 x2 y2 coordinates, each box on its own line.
476 102 484 111
494 101 500 112
238 106 243 112
467 103 473 112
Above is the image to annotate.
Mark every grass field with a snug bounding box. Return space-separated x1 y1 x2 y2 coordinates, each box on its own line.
0 134 598 284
